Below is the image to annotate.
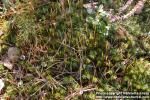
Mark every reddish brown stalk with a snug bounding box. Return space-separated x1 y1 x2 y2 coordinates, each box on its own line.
60 0 65 14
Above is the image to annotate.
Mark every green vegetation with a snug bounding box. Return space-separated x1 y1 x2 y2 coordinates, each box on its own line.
0 0 150 99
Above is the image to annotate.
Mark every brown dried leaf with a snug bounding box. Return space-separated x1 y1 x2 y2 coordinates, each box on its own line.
3 58 13 70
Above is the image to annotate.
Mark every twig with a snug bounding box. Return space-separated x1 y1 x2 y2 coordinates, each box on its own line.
109 0 147 22
65 85 96 100
123 0 146 19
119 0 134 14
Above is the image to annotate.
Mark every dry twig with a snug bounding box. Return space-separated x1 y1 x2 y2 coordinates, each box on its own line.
65 85 96 100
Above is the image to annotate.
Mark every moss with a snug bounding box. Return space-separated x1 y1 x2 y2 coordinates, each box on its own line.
0 0 150 99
